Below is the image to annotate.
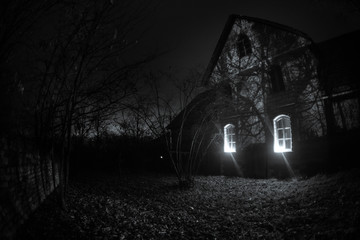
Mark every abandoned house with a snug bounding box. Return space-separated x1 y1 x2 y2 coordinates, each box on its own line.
166 15 360 178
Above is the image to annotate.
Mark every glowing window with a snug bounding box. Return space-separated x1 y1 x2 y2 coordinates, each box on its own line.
224 124 236 152
274 115 292 152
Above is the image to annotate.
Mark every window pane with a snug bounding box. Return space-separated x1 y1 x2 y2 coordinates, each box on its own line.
270 65 285 92
284 117 290 127
285 128 291 138
285 139 291 149
224 124 236 152
274 115 292 152
238 34 252 58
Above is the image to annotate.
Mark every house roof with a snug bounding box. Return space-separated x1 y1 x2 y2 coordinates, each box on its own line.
166 88 217 130
201 15 314 85
317 30 360 90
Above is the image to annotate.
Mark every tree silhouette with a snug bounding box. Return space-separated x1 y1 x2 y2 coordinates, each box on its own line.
0 0 160 209
0 0 58 136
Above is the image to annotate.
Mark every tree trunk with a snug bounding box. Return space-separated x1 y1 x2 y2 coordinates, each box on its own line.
58 134 68 211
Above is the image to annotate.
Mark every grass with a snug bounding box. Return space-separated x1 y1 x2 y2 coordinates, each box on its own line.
17 169 360 239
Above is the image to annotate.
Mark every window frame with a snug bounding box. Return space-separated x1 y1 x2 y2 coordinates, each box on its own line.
269 64 285 93
273 115 292 153
224 124 236 152
237 34 252 59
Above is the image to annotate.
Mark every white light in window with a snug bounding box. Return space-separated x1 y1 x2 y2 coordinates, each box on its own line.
274 115 292 153
224 124 236 153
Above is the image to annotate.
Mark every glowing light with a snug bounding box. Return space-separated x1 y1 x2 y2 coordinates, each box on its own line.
280 152 296 178
273 115 292 153
224 124 236 152
228 152 243 176
160 156 163 159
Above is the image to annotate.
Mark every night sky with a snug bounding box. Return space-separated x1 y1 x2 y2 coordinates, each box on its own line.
142 0 360 75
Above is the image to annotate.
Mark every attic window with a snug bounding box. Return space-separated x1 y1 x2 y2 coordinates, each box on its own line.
274 115 292 153
269 65 285 92
237 34 252 58
224 124 236 152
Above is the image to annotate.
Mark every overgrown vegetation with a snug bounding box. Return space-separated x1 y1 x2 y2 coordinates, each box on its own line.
0 0 163 209
17 170 360 239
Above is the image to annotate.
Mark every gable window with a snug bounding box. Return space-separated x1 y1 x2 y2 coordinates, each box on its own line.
273 115 292 152
237 34 252 58
269 64 285 92
224 124 236 152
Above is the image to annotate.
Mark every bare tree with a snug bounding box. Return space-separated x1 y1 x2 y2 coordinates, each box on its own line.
30 0 159 208
113 109 153 139
129 68 217 186
0 0 59 136
0 0 58 71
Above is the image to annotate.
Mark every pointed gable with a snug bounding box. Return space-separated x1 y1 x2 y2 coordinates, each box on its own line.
202 15 314 86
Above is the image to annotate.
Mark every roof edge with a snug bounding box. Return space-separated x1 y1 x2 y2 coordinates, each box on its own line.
201 14 315 85
201 15 237 85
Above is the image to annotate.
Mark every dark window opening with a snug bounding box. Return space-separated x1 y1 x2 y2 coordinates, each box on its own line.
269 64 285 92
237 34 252 58
333 98 360 131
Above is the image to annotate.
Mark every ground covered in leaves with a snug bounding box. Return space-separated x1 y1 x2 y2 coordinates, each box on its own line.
17 170 360 239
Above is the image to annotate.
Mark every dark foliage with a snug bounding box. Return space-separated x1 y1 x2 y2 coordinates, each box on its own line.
69 135 171 176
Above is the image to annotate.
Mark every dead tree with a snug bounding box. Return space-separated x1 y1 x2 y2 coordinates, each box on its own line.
31 0 158 209
0 0 59 136
130 69 216 186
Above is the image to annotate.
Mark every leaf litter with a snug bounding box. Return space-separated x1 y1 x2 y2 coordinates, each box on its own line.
16 169 360 239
